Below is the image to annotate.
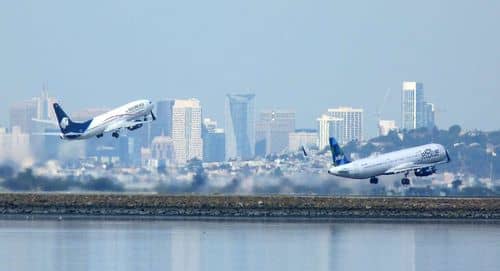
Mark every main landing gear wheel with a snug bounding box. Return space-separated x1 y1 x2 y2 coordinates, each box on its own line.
401 171 411 185
401 178 410 185
369 177 379 184
96 134 103 138
112 132 120 138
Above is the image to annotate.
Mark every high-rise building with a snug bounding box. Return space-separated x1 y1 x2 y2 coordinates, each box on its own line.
84 134 131 165
202 118 225 163
35 88 57 121
255 110 295 156
317 115 344 150
0 126 31 163
151 99 174 138
225 94 255 160
326 107 363 144
151 135 175 166
424 102 436 129
288 129 318 152
378 120 398 136
9 99 37 134
172 99 203 164
402 81 425 130
203 118 218 132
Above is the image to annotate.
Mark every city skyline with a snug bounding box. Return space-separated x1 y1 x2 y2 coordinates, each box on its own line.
1 1 499 136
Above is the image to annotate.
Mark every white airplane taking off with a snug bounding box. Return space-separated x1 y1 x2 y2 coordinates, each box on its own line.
51 100 155 140
311 137 451 185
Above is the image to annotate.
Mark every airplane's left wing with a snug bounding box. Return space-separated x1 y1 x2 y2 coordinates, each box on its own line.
104 119 153 133
385 162 437 175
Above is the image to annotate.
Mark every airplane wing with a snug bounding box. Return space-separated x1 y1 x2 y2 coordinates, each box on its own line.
385 162 437 175
104 119 153 133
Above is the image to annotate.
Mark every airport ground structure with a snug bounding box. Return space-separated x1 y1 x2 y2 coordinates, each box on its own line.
0 193 499 220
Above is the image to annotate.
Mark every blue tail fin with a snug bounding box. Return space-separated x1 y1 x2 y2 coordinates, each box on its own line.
53 103 92 135
329 137 351 166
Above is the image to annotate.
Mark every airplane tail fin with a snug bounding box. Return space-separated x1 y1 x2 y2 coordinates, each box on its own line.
52 103 93 137
329 137 351 166
53 103 76 134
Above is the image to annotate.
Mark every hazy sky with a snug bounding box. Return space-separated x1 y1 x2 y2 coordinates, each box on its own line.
1 0 499 137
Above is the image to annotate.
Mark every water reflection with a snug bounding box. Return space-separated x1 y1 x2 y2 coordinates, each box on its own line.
0 219 498 271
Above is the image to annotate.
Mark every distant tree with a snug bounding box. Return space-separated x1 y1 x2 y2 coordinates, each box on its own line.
0 165 15 179
272 167 283 177
448 125 462 138
83 177 124 192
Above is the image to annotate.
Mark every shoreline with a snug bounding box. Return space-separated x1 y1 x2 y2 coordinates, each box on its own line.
0 193 499 220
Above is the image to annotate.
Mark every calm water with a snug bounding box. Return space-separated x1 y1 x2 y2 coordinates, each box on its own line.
0 218 498 271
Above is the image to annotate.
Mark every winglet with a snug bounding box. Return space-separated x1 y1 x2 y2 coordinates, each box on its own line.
301 146 308 157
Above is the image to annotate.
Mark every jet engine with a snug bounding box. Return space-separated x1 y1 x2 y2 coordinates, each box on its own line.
127 123 143 131
414 166 436 177
127 120 143 131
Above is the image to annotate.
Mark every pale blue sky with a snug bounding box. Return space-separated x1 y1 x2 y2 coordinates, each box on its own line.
1 1 499 137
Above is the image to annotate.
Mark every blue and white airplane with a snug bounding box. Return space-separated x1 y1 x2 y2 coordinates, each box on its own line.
308 137 451 185
51 100 155 140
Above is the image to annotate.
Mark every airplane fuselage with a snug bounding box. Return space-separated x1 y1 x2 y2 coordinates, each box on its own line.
328 144 449 179
60 100 154 140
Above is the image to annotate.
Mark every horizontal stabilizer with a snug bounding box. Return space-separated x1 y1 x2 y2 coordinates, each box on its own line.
31 132 62 136
32 118 59 126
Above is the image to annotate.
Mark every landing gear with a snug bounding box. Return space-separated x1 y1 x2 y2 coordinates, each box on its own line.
96 134 103 138
401 171 410 185
369 177 379 184
401 178 410 185
112 132 120 138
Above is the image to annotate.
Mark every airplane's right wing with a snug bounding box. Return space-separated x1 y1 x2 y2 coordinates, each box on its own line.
104 120 126 133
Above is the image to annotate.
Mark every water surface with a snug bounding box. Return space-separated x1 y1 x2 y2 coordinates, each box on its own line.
0 218 498 271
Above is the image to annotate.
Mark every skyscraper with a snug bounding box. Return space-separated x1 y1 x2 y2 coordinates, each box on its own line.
423 102 436 129
327 107 363 144
202 118 225 163
172 99 203 164
255 110 295 156
378 120 398 136
151 99 174 138
0 126 31 164
317 115 344 150
225 94 255 160
151 135 175 166
288 129 318 152
9 99 37 134
402 81 425 130
35 88 57 121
